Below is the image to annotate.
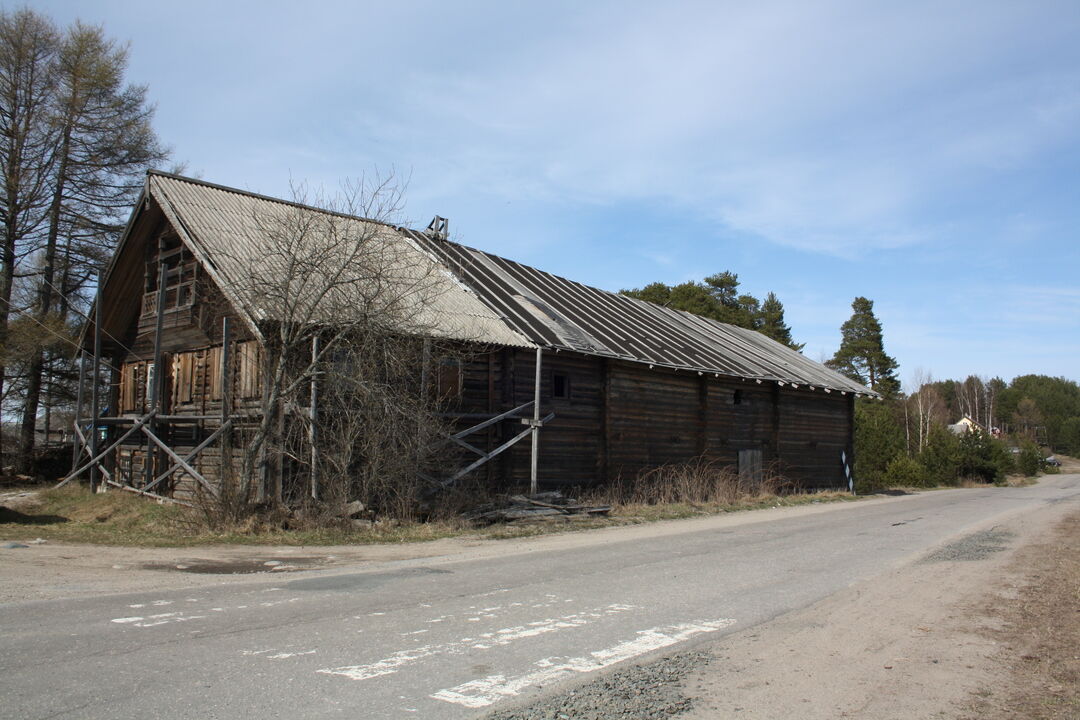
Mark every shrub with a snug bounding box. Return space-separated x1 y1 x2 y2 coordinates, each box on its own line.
956 430 1008 484
882 455 929 488
1016 441 1042 477
853 399 905 490
919 425 962 486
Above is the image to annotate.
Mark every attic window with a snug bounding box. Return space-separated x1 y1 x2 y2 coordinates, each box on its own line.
552 372 570 400
733 389 744 405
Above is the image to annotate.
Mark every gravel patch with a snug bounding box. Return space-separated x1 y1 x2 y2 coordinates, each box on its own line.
484 651 712 720
923 528 1015 562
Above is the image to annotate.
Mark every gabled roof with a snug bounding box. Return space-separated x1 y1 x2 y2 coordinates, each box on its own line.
99 171 876 397
142 172 535 348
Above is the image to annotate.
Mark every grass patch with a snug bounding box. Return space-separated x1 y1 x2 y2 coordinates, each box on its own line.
1 484 863 547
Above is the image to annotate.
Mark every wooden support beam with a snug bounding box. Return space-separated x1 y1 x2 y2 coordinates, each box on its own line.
451 435 487 457
105 479 194 507
220 317 233 493
452 400 534 439
143 419 234 493
147 261 167 489
141 425 217 496
444 424 535 486
90 275 103 493
56 411 158 487
530 348 542 495
71 352 86 474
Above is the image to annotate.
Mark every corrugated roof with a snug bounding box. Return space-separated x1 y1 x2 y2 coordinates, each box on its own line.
404 231 877 396
147 173 534 349
141 171 875 396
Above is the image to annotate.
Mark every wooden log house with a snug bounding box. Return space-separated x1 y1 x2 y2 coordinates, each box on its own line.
72 172 877 501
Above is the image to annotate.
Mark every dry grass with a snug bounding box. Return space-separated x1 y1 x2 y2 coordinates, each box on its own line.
586 457 786 506
1 467 861 547
966 511 1080 720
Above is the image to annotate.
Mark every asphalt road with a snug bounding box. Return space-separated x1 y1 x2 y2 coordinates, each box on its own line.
2 476 1077 719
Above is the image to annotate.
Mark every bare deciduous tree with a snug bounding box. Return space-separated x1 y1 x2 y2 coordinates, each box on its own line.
906 369 946 454
208 177 465 523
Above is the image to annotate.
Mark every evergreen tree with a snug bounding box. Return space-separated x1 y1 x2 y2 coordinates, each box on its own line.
621 271 804 350
758 292 804 351
827 296 899 396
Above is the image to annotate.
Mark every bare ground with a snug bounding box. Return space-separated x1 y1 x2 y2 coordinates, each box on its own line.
680 500 1079 719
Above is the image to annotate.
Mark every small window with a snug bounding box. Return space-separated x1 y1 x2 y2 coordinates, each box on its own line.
552 372 570 400
733 389 743 405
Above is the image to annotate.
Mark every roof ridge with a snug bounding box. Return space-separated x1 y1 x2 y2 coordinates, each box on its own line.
146 169 399 230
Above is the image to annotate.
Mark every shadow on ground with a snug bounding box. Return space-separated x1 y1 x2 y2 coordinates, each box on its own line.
0 506 68 525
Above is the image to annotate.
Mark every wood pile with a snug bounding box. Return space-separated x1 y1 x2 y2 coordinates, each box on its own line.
465 491 611 524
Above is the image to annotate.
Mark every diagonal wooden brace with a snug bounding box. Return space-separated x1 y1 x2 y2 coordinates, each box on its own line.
141 425 218 496
142 419 233 494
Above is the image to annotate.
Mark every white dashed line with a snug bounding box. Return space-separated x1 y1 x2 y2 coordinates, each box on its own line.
318 604 640 682
431 618 737 708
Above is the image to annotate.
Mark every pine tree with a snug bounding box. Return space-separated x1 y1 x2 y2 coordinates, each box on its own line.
827 296 899 396
622 272 803 349
758 292 804 351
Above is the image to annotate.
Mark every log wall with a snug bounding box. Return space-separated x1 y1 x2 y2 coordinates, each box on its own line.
465 349 852 491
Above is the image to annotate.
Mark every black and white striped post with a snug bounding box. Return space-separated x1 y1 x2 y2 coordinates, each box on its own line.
841 450 854 495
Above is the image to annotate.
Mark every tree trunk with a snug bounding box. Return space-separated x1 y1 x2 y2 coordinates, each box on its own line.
15 129 70 474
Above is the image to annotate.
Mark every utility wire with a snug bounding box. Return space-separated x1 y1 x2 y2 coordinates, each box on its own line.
36 274 141 361
0 295 124 376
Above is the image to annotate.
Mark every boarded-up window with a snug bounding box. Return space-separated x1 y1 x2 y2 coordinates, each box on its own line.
172 352 195 405
238 341 262 399
119 363 141 412
436 359 463 400
207 346 223 401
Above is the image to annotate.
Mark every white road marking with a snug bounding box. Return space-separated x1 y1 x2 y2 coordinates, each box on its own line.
318 604 640 682
110 612 206 628
111 597 299 630
431 618 737 709
267 650 316 659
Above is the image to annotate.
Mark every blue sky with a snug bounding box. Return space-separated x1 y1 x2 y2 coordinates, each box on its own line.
27 0 1080 386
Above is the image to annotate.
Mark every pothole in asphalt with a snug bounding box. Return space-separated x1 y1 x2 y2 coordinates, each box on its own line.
140 557 328 574
922 528 1015 562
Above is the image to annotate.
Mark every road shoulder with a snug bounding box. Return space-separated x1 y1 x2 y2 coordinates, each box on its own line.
681 499 1078 719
